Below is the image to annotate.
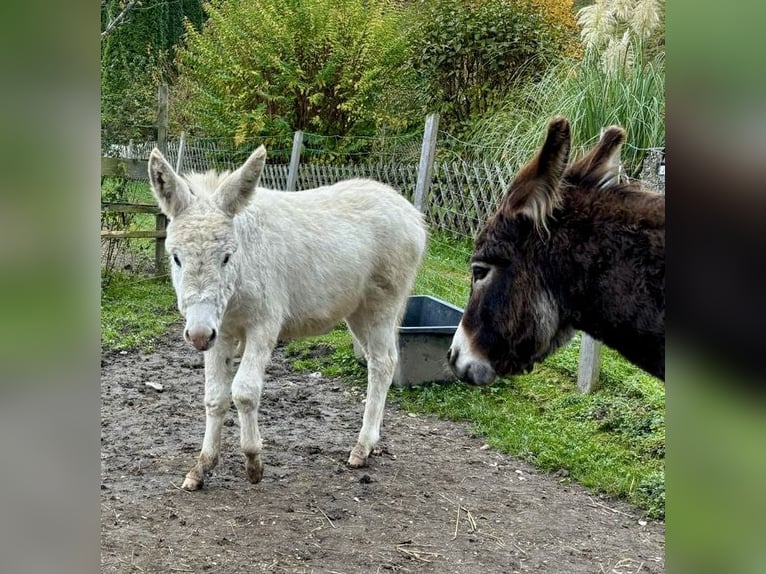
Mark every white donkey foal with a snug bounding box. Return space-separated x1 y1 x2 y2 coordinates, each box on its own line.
148 145 426 490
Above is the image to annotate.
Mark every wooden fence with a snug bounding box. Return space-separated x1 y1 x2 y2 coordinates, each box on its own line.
101 114 665 392
100 198 167 273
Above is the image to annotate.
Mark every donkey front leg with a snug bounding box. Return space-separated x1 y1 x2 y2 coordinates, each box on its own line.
182 338 237 491
348 319 398 467
231 333 275 484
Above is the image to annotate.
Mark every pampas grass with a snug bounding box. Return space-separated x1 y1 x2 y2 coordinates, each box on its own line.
466 0 664 177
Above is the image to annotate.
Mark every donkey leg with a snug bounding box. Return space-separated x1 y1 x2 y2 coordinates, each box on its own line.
347 316 398 467
182 339 236 491
231 334 274 484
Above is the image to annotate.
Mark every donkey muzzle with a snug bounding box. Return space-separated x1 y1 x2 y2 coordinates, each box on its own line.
183 303 219 351
448 348 496 386
447 324 497 386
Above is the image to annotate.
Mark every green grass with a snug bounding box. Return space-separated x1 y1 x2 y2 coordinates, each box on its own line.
101 230 665 519
284 326 665 518
467 52 665 177
100 272 179 352
283 237 666 519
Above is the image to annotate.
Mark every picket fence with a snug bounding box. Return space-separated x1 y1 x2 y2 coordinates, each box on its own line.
102 115 665 392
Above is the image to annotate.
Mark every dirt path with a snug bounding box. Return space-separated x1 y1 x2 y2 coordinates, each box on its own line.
101 327 665 573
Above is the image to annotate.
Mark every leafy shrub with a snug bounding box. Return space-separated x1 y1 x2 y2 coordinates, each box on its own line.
405 0 576 131
174 0 411 146
101 0 206 143
462 0 664 175
636 470 665 519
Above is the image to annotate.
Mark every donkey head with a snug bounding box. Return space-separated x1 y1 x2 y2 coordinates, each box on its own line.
148 146 267 351
447 117 572 385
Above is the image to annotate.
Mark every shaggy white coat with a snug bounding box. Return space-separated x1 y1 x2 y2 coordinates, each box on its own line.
148 146 427 490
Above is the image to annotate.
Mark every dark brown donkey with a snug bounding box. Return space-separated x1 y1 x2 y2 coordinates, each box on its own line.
447 117 665 384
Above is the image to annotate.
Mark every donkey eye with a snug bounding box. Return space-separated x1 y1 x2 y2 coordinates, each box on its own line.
172 253 181 267
472 264 490 282
222 253 231 266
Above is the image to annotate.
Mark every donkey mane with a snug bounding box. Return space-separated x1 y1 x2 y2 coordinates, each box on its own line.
560 177 665 229
183 170 233 197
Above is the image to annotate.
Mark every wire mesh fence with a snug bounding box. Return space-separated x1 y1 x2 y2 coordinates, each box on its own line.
101 124 664 309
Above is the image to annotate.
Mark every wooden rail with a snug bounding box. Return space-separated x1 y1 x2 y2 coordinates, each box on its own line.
101 157 149 180
101 201 167 274
101 201 159 214
100 229 166 239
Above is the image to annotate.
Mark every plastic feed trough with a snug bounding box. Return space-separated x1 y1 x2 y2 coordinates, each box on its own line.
394 295 464 386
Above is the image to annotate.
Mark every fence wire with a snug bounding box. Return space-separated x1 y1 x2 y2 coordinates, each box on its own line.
102 129 664 308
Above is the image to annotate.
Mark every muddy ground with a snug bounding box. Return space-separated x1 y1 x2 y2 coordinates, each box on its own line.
101 326 665 573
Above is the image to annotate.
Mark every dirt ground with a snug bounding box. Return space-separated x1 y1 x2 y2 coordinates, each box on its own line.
101 325 665 573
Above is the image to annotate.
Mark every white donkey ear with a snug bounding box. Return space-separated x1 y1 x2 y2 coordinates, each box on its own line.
148 148 192 218
217 145 267 216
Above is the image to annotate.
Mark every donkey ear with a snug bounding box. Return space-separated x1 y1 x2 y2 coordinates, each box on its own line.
566 125 626 188
148 148 192 218
499 116 571 227
216 145 267 216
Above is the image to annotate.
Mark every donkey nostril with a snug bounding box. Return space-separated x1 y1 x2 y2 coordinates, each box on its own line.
184 329 191 341
209 329 217 342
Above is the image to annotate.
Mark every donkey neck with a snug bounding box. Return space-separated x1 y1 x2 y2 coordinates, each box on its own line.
546 189 665 354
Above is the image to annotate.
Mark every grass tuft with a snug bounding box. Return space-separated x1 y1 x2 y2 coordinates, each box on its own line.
466 52 665 178
101 272 178 352
285 324 665 518
100 230 665 519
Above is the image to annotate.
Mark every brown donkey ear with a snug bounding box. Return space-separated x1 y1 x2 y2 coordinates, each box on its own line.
500 116 571 230
566 125 626 189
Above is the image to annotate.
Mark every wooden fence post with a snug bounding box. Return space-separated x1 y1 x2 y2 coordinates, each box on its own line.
175 131 187 173
155 213 167 275
414 113 439 212
157 83 169 156
153 84 170 275
286 130 303 191
577 334 602 393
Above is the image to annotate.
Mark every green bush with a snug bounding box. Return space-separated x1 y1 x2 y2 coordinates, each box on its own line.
174 0 411 146
100 0 205 143
466 0 664 175
406 0 575 131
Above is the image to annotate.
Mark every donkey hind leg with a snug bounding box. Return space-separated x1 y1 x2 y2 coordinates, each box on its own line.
348 327 367 365
231 331 275 484
182 337 237 491
346 311 399 467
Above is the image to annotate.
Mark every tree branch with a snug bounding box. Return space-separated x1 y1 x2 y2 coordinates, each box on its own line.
101 0 139 41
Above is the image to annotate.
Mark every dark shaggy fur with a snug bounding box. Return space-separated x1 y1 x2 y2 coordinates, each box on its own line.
460 117 665 380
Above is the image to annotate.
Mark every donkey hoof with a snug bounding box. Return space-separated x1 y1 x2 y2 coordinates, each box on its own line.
245 456 263 484
181 474 203 491
347 445 369 468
